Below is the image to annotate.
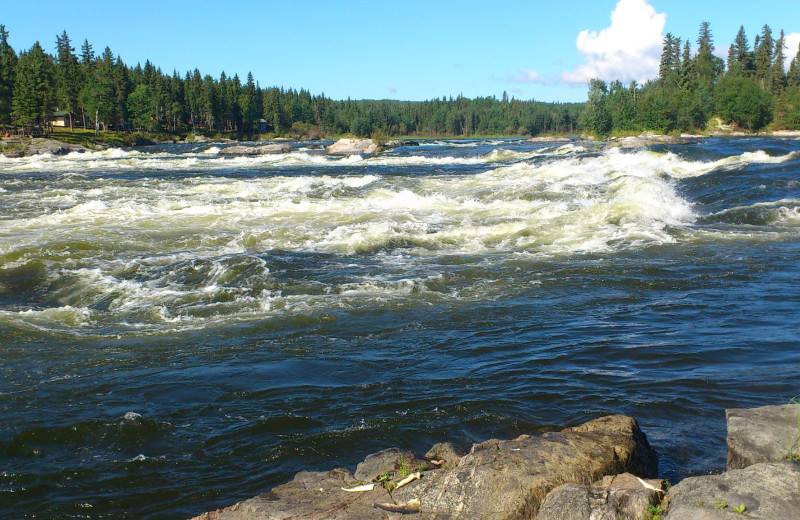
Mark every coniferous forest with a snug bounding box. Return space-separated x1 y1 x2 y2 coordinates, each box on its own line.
0 25 581 139
1 22 800 140
582 22 800 135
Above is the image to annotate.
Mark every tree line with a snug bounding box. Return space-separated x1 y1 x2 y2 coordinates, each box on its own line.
0 25 582 138
581 22 800 134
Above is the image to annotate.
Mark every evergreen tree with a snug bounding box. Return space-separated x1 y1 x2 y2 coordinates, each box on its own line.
659 33 676 80
12 41 55 127
754 25 774 88
770 30 786 95
788 43 800 88
731 26 754 75
55 31 81 130
679 41 693 89
0 25 17 124
694 21 724 89
80 46 116 134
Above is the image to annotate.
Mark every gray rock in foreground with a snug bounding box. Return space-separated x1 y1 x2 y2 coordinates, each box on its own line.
726 403 800 470
190 415 657 520
663 461 800 520
537 473 663 520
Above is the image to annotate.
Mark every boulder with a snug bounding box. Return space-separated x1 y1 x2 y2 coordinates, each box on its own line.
537 473 663 520
325 138 378 155
2 138 90 157
353 448 428 482
526 137 573 143
391 415 657 519
385 139 420 147
603 135 690 149
726 403 800 470
424 441 465 469
220 144 292 156
190 415 657 520
663 460 800 520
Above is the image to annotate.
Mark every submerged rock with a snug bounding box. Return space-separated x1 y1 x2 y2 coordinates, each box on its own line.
325 138 378 155
663 461 800 520
726 403 800 470
219 144 292 156
189 414 657 520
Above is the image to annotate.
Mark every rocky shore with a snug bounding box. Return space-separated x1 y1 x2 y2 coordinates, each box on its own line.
0 137 91 157
190 403 799 520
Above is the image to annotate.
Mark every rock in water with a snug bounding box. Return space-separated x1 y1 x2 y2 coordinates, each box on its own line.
663 461 800 520
325 138 378 155
726 403 800 470
219 144 291 156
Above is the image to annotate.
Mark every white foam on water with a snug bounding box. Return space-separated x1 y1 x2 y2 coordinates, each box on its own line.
3 143 798 334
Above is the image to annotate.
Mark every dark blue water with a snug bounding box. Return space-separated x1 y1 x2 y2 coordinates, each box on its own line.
1 138 799 519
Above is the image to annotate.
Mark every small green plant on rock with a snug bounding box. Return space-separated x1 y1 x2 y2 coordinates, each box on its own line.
716 500 728 509
732 503 746 514
644 504 664 520
398 454 411 478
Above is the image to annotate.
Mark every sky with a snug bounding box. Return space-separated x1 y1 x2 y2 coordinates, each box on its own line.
2 0 799 103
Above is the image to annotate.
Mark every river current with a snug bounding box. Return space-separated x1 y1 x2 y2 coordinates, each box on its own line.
1 138 799 519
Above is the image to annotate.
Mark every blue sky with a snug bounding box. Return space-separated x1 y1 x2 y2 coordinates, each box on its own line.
2 0 799 102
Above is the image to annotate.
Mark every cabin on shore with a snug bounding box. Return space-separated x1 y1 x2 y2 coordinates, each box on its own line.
50 111 72 127
255 119 269 133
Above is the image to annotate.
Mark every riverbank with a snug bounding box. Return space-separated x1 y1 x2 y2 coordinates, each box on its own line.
190 403 799 520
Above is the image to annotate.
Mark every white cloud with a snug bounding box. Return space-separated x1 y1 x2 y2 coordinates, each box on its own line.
785 33 800 70
559 0 666 86
509 69 546 84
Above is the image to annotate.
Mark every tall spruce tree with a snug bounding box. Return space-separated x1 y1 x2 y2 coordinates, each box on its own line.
731 26 754 75
770 30 787 95
788 43 800 88
0 25 17 125
754 25 774 88
12 41 55 128
55 31 81 130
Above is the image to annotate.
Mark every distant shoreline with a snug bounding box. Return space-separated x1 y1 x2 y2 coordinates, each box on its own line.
2 130 800 159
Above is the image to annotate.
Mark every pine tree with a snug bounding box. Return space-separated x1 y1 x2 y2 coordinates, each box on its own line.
788 43 800 88
694 22 724 89
770 30 786 95
659 33 676 80
680 41 694 89
80 46 116 134
55 31 81 130
0 25 18 124
731 25 754 75
754 25 774 88
12 41 55 127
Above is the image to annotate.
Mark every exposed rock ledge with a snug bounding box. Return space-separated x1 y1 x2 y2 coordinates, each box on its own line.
191 403 800 520
219 143 292 156
0 138 90 157
191 415 657 520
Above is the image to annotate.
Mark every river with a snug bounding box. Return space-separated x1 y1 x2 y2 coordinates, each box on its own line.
1 137 799 519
